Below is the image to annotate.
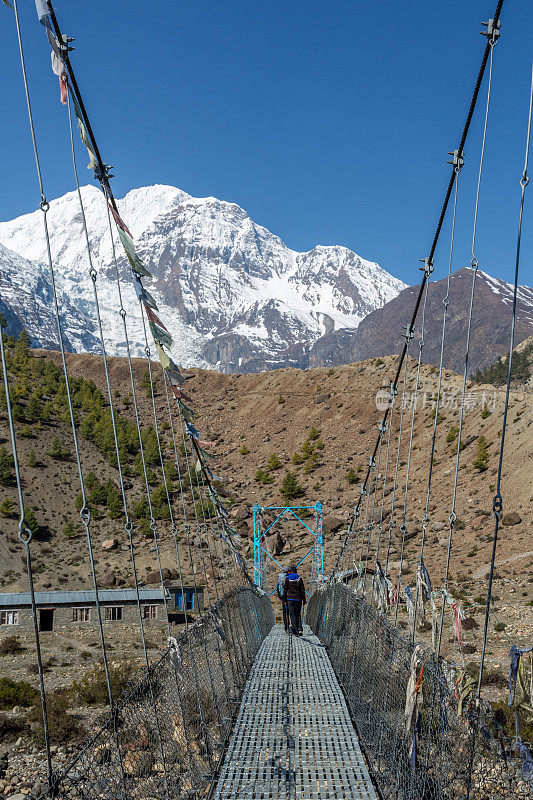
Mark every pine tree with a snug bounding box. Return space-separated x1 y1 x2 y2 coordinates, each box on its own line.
26 396 41 422
49 437 69 461
280 472 304 501
105 481 123 520
24 509 40 538
266 453 282 470
473 436 489 472
0 498 15 517
0 446 15 486
345 468 359 484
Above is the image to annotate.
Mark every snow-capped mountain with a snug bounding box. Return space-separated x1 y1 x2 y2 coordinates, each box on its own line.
0 185 406 371
0 242 98 352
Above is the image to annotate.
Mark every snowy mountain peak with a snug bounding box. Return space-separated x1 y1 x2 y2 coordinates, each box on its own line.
0 184 406 372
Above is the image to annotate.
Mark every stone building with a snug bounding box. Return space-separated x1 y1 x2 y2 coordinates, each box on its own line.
0 588 170 634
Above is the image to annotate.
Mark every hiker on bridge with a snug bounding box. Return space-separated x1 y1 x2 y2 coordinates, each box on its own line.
277 569 289 633
284 565 306 636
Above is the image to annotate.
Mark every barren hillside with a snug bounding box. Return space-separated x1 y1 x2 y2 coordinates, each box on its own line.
0 341 531 671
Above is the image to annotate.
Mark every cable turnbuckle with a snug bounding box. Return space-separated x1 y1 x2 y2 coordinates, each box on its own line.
378 421 387 434
447 149 465 171
418 257 434 277
481 18 501 45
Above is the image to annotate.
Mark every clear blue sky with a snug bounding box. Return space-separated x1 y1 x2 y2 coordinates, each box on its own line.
1 0 531 287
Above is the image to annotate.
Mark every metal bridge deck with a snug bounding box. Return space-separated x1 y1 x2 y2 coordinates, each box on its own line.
213 624 377 800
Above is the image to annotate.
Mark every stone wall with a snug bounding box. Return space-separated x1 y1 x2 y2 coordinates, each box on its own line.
0 602 167 636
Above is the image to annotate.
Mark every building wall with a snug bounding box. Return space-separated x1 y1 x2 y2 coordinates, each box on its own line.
0 602 167 635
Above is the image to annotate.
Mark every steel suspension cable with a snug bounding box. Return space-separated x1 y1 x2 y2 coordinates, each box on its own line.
363 423 386 586
0 329 53 792
64 99 172 800
436 38 497 662
476 59 532 704
384 349 411 580
394 279 430 627
332 3 505 577
374 398 395 566
412 164 462 642
466 72 530 800
14 0 120 716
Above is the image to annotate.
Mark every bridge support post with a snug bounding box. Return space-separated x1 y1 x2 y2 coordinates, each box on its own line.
253 503 262 588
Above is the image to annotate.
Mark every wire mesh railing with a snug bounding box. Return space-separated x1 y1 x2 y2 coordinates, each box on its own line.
307 582 532 800
38 587 274 800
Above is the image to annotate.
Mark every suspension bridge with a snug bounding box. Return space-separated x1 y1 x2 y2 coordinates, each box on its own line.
0 0 532 798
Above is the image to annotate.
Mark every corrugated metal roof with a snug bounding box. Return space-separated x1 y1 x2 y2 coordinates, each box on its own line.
0 588 169 607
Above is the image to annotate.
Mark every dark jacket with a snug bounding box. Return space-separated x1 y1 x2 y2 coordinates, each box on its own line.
284 572 306 603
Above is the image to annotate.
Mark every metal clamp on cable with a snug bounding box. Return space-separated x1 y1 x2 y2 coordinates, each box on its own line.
447 149 465 171
418 257 434 277
481 18 501 45
57 34 75 52
403 325 414 344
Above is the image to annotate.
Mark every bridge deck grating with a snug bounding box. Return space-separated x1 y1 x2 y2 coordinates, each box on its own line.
213 624 377 800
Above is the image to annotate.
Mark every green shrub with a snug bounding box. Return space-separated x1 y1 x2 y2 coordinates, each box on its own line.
0 712 28 742
480 404 491 419
239 445 250 455
71 661 137 706
0 636 24 656
0 677 38 709
277 395 285 404
308 426 320 440
291 452 304 465
19 425 34 438
446 426 458 443
28 689 85 744
62 520 77 538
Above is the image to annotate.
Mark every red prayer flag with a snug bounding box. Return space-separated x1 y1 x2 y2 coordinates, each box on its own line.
144 305 169 332
108 202 133 238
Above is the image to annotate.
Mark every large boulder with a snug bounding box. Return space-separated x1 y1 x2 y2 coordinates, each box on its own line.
270 532 286 556
101 538 118 551
99 572 117 588
502 512 521 526
230 504 250 521
322 516 344 537
145 568 173 585
471 514 490 530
